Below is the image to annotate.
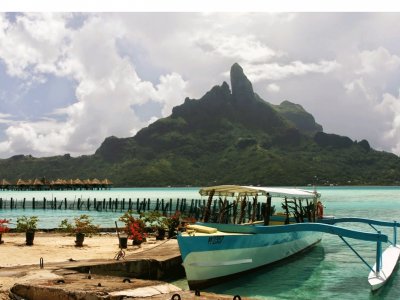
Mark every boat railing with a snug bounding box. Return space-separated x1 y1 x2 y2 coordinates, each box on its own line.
320 217 399 245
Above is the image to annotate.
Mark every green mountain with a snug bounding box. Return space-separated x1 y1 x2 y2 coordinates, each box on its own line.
1 63 399 186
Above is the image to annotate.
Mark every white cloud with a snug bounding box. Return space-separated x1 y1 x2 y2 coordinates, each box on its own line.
0 13 189 158
266 83 280 93
375 91 400 154
194 34 281 63
335 47 400 154
244 60 339 82
0 13 72 78
356 47 400 75
0 113 13 124
154 72 188 117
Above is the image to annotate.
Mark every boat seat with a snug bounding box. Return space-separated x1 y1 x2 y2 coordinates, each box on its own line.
186 224 218 234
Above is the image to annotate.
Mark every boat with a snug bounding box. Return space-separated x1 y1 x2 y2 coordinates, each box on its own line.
177 185 400 291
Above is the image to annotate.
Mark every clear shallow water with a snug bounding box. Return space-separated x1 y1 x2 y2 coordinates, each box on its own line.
0 187 201 228
1 186 400 299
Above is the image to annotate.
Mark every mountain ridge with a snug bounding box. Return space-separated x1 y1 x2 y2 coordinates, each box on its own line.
0 63 399 186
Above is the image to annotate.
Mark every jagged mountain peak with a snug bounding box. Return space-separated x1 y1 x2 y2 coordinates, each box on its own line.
230 63 254 101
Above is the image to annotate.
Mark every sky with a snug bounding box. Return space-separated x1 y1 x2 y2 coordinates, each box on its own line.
1 11 400 158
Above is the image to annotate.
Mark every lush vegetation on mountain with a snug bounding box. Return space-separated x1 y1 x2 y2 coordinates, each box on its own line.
0 63 399 187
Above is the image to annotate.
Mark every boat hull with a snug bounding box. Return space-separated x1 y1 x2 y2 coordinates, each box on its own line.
368 245 400 291
178 227 322 290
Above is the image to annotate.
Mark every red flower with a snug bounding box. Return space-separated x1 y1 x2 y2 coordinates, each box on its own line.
127 219 147 243
0 219 10 234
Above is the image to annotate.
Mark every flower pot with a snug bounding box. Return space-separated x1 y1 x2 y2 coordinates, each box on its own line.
75 232 85 247
168 229 176 239
132 239 143 246
26 231 35 246
119 236 128 249
156 228 166 240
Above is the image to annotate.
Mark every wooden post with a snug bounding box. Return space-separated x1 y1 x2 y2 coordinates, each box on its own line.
43 197 46 209
306 199 312 222
128 198 132 210
0 198 2 209
284 197 290 224
218 198 228 223
23 198 26 209
94 198 97 208
122 198 125 210
183 199 187 213
54 198 57 209
169 199 172 213
189 199 194 214
136 198 139 210
87 198 91 210
176 199 180 212
247 200 252 222
298 199 304 223
155 198 160 211
115 198 119 211
251 196 258 223
64 198 67 210
312 197 317 222
77 198 81 210
227 200 232 224
232 199 238 224
211 200 217 220
147 198 150 210
264 193 272 226
203 189 215 222
108 198 112 210
10 198 14 210
292 199 300 223
238 196 247 224
33 197 36 209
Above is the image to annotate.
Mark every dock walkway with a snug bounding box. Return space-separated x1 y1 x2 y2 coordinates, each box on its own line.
0 233 247 300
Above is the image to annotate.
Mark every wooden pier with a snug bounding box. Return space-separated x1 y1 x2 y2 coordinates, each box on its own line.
0 178 113 191
0 196 268 224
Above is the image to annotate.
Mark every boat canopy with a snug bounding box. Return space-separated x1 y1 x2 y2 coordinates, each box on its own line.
199 185 320 199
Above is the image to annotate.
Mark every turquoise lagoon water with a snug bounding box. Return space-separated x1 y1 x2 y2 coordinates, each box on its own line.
1 186 400 299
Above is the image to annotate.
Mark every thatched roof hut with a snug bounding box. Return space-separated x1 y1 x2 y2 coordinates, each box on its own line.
16 179 27 186
0 179 11 186
101 178 113 185
33 178 44 186
91 178 101 185
73 178 83 185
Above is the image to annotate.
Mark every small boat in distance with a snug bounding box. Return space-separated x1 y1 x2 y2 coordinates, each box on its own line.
177 185 400 291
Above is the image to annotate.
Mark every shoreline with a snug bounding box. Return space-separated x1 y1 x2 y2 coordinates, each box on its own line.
0 232 175 299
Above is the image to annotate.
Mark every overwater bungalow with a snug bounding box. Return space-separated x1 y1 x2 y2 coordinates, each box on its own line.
0 179 11 190
0 178 113 191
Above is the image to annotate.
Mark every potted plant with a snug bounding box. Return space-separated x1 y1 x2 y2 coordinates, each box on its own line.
58 214 99 247
16 216 38 245
141 211 167 240
119 211 147 246
0 219 10 244
164 212 181 238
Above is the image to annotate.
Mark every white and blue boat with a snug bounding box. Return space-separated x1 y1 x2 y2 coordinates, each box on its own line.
177 185 400 291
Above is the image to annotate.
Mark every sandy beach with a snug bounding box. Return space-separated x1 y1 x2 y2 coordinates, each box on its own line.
0 232 173 299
